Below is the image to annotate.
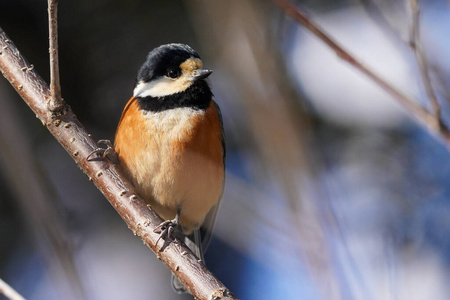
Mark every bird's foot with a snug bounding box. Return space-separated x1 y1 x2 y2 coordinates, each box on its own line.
154 215 180 248
86 139 118 163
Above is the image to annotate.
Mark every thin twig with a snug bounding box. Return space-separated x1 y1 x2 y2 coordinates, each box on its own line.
272 0 450 145
47 0 64 112
409 0 441 122
0 278 26 300
359 0 406 43
359 0 442 123
0 28 236 300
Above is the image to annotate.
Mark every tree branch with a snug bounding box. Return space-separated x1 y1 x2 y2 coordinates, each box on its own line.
0 278 25 300
272 0 450 147
47 0 64 112
409 0 441 121
0 82 86 300
0 27 235 300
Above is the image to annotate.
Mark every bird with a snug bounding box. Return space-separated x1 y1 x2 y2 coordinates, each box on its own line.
88 43 225 293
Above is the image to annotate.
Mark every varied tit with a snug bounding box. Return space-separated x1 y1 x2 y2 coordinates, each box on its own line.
89 43 225 293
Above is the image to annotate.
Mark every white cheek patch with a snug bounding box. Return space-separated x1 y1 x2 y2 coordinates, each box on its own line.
133 75 193 98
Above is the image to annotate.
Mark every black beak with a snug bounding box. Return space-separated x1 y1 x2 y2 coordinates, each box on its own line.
193 68 213 81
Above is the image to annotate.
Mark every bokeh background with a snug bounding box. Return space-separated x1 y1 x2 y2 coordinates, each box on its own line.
1 0 450 299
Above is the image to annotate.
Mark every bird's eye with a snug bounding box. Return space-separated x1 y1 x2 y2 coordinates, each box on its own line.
166 68 180 79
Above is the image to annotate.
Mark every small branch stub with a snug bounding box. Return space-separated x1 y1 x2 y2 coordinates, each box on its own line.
47 0 65 113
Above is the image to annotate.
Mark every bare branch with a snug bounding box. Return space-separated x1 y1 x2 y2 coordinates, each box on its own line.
409 0 441 121
47 0 64 112
0 85 86 299
0 278 25 300
359 0 407 43
359 0 442 122
0 28 236 300
272 0 450 147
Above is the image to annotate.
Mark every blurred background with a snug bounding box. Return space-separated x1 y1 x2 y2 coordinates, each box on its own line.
1 0 450 299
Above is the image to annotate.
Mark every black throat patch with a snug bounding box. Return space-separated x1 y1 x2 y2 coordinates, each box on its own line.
136 80 212 112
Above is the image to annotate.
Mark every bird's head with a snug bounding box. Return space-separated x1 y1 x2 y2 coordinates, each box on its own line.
133 43 213 99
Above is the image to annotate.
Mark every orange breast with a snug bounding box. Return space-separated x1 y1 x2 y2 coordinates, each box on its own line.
114 98 224 234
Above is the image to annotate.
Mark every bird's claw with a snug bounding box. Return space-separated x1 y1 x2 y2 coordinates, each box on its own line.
154 218 179 247
86 139 118 163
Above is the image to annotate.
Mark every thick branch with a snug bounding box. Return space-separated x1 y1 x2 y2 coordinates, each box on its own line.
47 0 64 112
0 28 235 300
272 0 450 147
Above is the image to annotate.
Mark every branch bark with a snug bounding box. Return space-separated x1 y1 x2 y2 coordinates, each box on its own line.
0 27 236 300
272 0 450 147
0 82 86 300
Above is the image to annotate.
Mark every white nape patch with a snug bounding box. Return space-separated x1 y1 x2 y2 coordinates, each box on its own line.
133 76 193 98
